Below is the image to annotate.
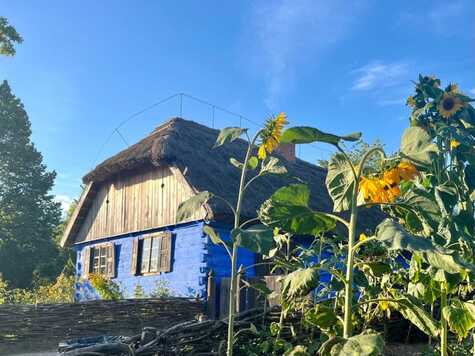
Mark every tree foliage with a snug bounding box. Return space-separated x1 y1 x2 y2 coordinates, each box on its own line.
0 17 22 56
0 80 63 288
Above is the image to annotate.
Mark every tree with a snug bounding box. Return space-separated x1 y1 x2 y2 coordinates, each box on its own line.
0 17 23 56
0 80 62 288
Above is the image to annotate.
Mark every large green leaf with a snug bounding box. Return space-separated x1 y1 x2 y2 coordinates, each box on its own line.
304 304 338 330
231 225 274 255
325 153 356 212
176 191 213 221
400 126 438 165
281 126 361 146
281 267 319 300
400 189 441 232
213 127 247 148
330 333 384 356
361 262 391 278
258 184 336 235
390 292 440 337
375 219 474 274
443 299 475 340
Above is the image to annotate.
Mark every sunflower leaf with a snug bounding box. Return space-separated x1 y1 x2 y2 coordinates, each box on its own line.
326 153 356 212
258 184 336 235
330 333 385 356
203 225 225 246
375 219 475 274
281 267 319 301
213 127 247 148
231 225 274 255
281 126 361 146
389 291 440 338
442 299 475 340
400 126 438 165
260 156 287 175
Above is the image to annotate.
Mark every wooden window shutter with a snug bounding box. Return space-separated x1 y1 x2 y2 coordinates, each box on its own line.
107 243 116 278
160 232 172 273
83 247 91 278
131 239 139 275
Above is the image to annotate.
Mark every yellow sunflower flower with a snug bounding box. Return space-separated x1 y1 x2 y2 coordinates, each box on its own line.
258 112 288 159
450 139 461 150
383 168 401 186
406 96 417 109
397 161 419 181
438 93 464 119
447 83 459 94
359 177 392 203
379 300 390 311
379 178 401 203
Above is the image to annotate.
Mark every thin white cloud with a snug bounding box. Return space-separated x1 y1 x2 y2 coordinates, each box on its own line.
246 0 367 109
469 87 475 96
351 62 409 91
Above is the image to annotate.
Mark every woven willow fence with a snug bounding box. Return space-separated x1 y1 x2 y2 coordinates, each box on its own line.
0 298 203 353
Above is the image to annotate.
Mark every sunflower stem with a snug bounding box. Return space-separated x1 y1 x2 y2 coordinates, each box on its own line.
226 132 259 356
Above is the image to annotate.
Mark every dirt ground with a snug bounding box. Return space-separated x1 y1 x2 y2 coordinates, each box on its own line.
385 343 429 355
6 352 56 356
2 343 429 356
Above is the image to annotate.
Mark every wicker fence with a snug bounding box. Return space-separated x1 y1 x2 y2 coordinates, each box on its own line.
0 298 203 354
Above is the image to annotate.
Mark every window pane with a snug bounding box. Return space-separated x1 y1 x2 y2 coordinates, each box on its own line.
150 237 160 273
141 238 151 273
92 247 100 274
100 247 107 274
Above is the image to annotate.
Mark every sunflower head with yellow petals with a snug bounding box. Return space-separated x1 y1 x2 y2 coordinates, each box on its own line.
258 113 288 160
438 92 464 119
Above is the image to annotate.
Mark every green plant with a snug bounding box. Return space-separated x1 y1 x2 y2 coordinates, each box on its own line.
262 76 475 355
177 113 289 355
149 280 172 298
133 283 147 298
88 273 122 301
0 272 75 304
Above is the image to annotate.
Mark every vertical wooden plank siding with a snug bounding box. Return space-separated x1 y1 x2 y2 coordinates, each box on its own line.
75 165 206 243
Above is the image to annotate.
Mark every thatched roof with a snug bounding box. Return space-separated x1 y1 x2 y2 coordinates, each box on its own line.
82 117 382 231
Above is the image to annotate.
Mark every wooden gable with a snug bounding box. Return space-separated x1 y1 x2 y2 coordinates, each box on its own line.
61 164 208 246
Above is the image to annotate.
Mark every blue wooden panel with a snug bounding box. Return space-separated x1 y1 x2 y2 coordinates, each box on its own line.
74 221 207 301
205 224 257 282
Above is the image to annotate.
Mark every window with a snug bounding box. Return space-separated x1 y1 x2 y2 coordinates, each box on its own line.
131 232 172 275
83 243 115 278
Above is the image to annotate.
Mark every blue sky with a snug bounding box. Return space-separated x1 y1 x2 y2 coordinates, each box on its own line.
1 0 474 211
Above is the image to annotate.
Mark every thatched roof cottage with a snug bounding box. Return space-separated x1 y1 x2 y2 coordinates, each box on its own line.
61 117 380 304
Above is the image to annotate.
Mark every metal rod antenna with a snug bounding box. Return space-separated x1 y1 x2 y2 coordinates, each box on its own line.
179 93 183 117
115 128 129 147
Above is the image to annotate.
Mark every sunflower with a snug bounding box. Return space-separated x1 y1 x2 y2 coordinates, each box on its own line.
379 178 401 203
447 83 459 94
406 96 417 109
397 161 419 181
258 112 288 159
438 92 464 119
383 168 401 186
450 139 461 150
360 163 419 204
359 177 395 203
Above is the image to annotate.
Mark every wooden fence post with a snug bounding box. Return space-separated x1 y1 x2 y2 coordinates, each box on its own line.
206 269 216 319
